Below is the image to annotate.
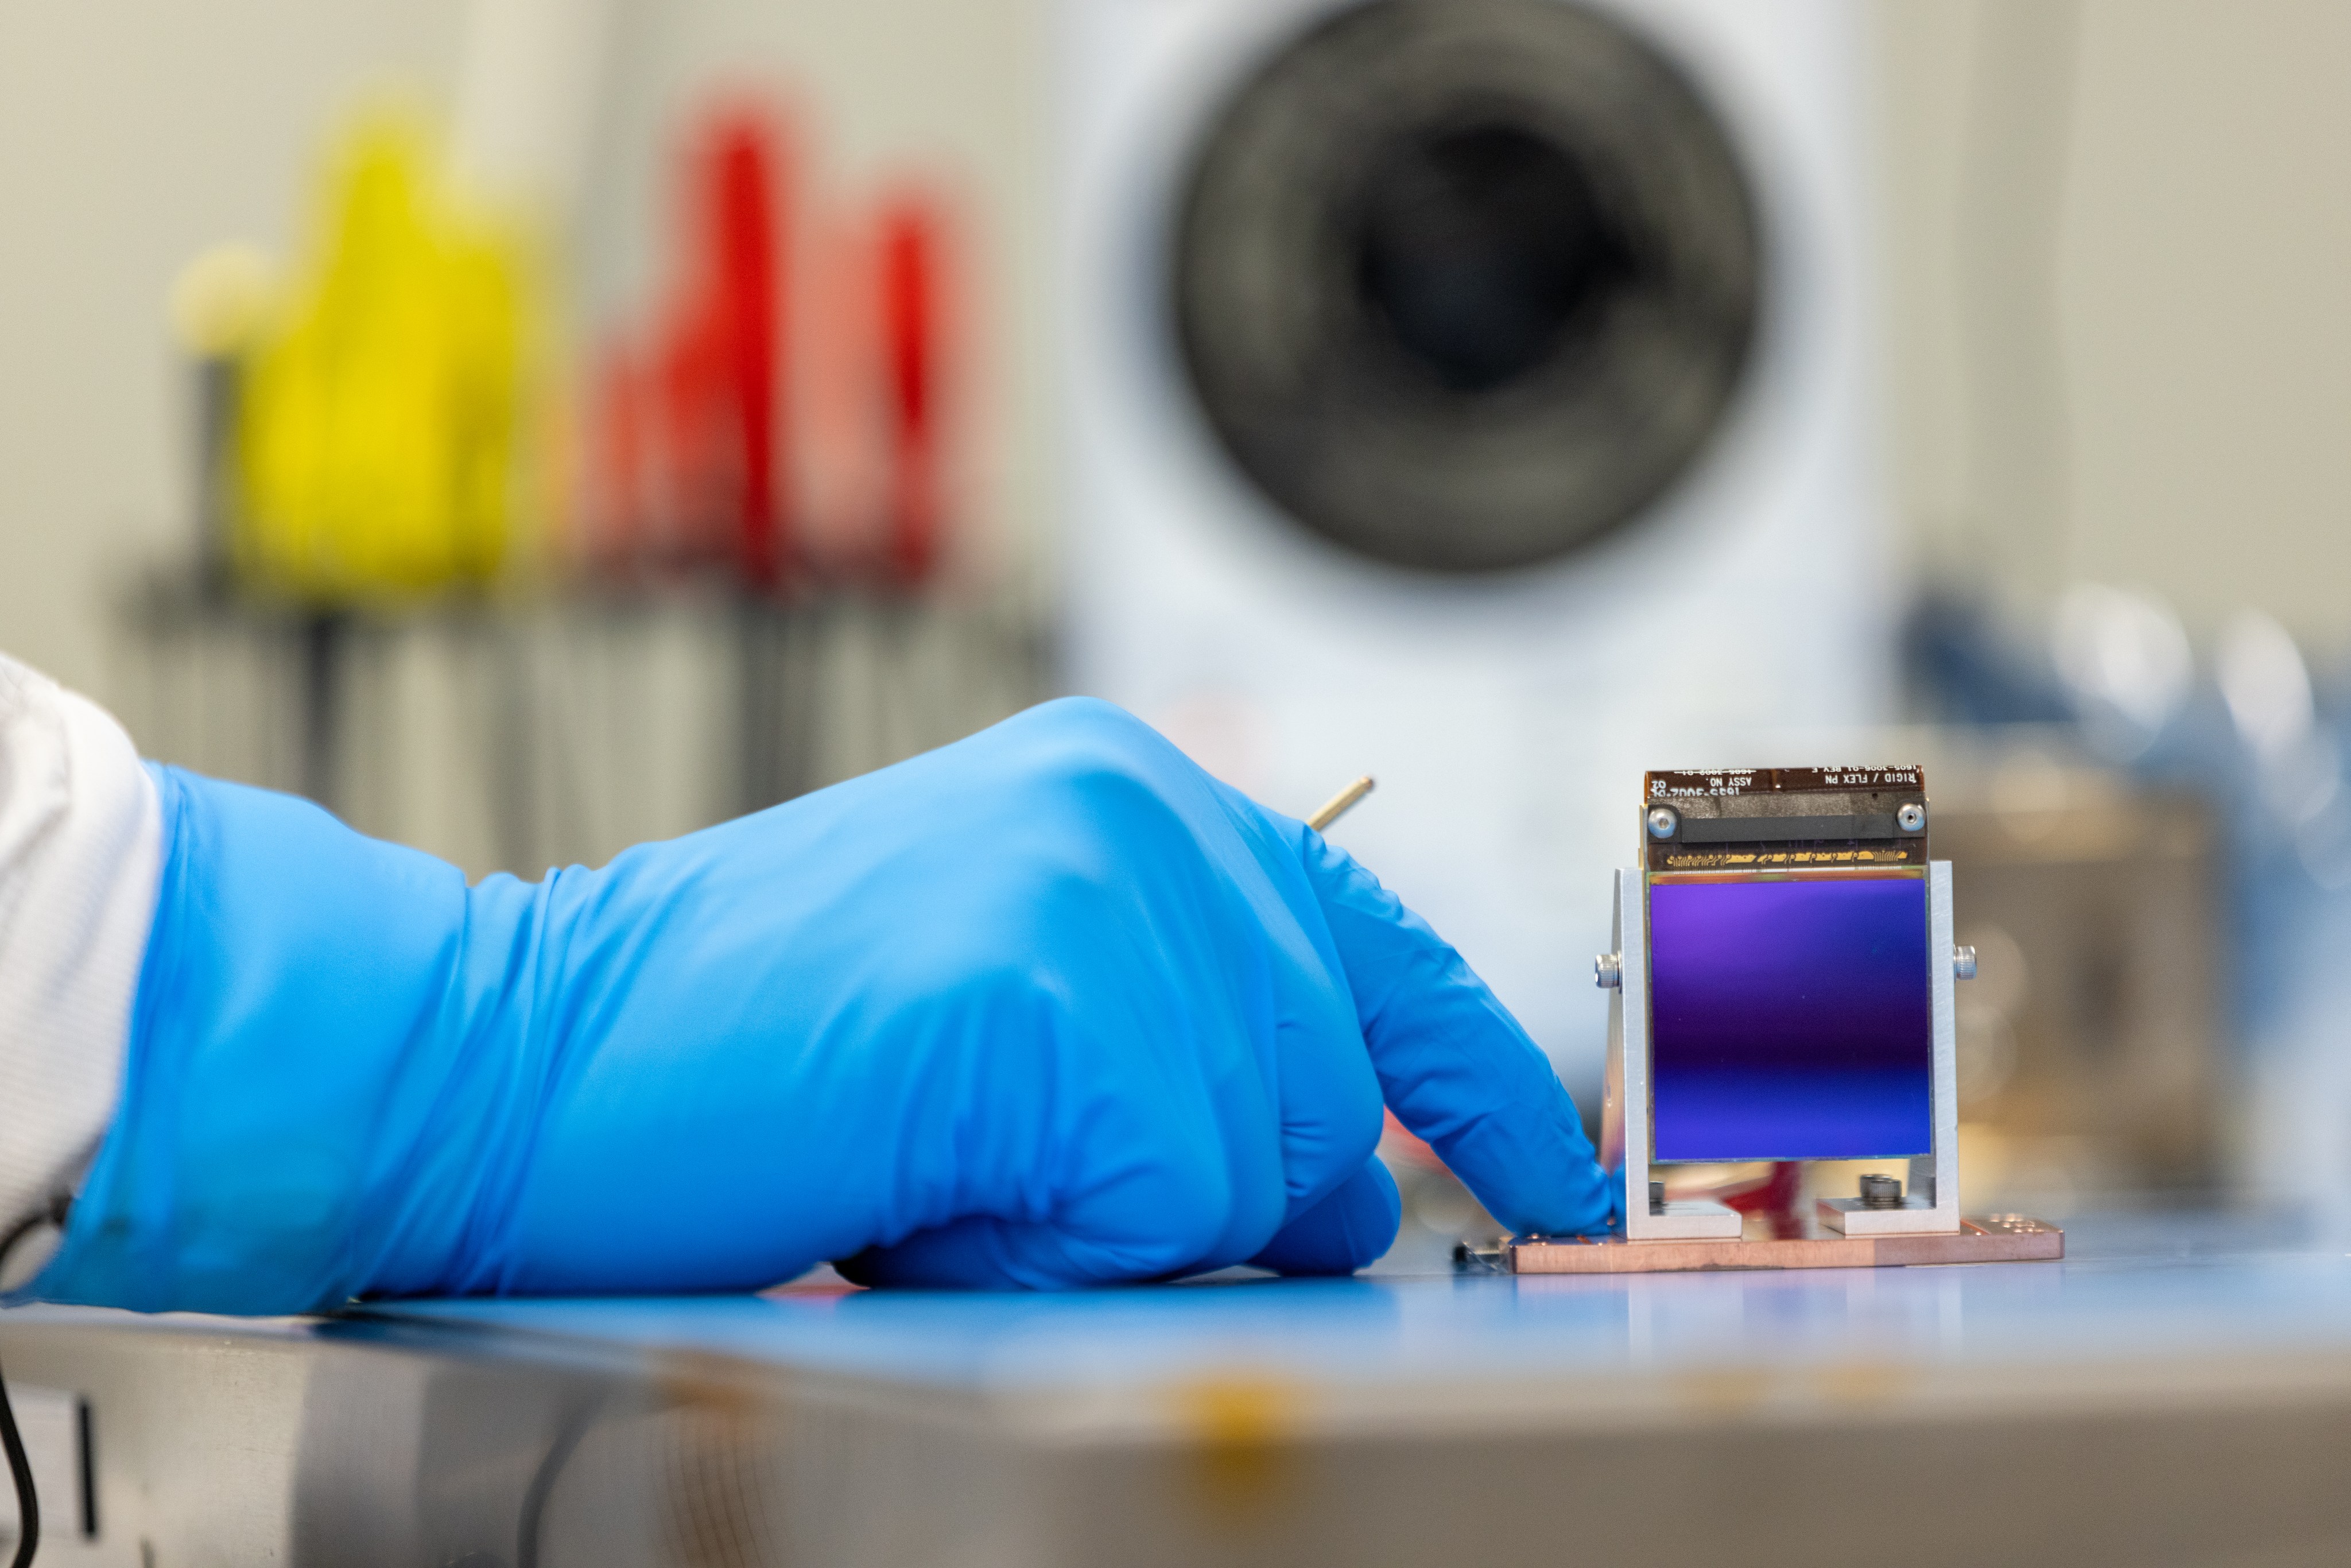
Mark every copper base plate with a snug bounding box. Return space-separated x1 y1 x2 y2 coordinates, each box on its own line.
1507 1214 2062 1275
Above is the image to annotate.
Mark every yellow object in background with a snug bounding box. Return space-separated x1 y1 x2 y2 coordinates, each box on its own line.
235 108 536 600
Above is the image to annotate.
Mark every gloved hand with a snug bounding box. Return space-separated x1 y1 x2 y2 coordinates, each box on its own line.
33 698 1610 1314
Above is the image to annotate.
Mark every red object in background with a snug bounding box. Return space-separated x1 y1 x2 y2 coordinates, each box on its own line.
878 195 944 584
1720 1160 1806 1239
589 108 791 579
711 116 783 583
584 102 961 593
1387 1105 1807 1240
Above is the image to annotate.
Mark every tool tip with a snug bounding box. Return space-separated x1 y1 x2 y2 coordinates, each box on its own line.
1306 774 1375 833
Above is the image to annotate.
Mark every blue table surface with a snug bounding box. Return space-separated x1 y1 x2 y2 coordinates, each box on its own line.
353 1212 2351 1398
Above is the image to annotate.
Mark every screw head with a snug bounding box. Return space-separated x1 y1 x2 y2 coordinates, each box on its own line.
1953 944 1978 981
1646 805 1679 840
1595 952 1623 989
1859 1173 1904 1209
1897 802 1927 833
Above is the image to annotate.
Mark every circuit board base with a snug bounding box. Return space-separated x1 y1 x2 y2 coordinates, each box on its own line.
1507 1215 2061 1274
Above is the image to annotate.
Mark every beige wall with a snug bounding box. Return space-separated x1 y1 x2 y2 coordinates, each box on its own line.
1880 0 2351 651
0 0 472 695
0 0 1051 707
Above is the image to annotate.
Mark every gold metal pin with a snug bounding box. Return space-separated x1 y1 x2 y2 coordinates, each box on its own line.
1306 775 1375 833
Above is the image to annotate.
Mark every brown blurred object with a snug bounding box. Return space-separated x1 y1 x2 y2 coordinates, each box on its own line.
1932 760 2221 1201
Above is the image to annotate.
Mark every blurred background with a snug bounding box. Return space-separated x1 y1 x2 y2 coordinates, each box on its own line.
1 0 2346 1239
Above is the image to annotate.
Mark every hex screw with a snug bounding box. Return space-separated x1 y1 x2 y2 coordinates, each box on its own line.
1953 944 1977 980
1595 952 1623 989
1897 802 1927 833
1648 1180 1666 1216
1859 1173 1904 1209
1646 806 1678 841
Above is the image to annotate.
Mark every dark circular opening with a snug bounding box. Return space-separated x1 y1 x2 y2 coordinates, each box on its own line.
1352 123 1625 394
1171 0 1763 574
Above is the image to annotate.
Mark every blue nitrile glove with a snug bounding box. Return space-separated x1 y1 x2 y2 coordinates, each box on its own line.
29 698 1609 1314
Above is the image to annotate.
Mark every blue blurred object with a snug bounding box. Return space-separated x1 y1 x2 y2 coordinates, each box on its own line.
1903 590 2077 731
1650 877 1933 1161
1908 587 2351 1212
26 698 1608 1315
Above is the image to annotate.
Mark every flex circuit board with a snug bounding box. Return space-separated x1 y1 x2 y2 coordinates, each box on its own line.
1642 766 1928 873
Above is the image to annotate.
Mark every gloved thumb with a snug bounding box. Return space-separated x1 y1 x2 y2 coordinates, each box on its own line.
1247 1156 1400 1276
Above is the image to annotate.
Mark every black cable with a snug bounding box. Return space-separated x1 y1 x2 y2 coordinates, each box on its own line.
0 1191 72 1568
0 1354 33 1568
514 1393 602 1568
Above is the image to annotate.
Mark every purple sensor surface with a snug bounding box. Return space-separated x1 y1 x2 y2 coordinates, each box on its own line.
1648 875 1932 1161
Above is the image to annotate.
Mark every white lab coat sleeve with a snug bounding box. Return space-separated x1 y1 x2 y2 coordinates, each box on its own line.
0 653 161 1279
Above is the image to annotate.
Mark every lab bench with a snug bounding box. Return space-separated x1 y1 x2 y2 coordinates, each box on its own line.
3 1213 2347 1567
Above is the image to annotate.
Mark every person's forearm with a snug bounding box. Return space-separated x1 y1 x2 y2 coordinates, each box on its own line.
0 654 160 1286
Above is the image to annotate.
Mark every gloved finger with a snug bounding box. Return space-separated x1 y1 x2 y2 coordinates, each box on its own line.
837 1198 1221 1291
1266 995 1387 1225
1291 827 1612 1238
844 1006 1372 1291
1206 780 1403 1228
836 1214 1101 1290
1246 1156 1400 1276
838 1064 1258 1290
1257 901 1389 1225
